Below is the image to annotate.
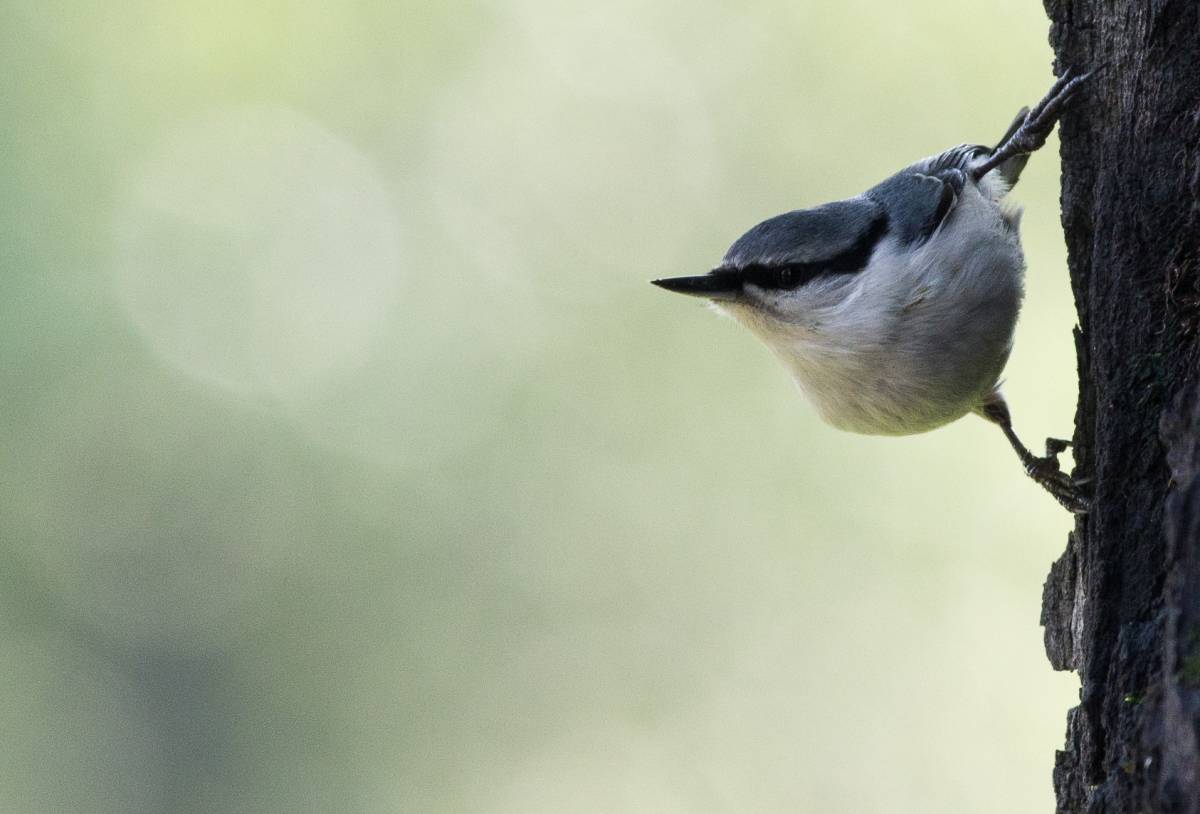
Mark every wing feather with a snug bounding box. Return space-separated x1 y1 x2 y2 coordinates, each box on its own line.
721 197 887 271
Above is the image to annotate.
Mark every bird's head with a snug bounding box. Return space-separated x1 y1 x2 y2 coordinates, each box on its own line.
653 200 887 339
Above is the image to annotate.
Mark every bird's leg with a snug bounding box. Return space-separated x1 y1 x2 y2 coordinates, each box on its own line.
972 68 1095 180
978 397 1090 514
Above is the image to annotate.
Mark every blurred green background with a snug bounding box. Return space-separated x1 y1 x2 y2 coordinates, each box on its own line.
2 1 1079 812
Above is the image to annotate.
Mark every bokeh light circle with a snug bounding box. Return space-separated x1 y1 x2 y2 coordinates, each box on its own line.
115 105 403 399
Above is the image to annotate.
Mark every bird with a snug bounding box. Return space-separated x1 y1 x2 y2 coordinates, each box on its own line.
653 71 1092 512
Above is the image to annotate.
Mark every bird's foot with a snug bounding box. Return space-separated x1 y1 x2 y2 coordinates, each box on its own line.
973 68 1098 180
1004 70 1094 154
1024 438 1090 514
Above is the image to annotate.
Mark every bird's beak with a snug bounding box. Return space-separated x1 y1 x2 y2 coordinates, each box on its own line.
651 272 742 301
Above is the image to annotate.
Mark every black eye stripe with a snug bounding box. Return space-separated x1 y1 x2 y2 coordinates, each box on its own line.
740 264 817 290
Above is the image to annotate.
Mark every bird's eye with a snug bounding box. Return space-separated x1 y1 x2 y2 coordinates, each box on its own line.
775 267 797 288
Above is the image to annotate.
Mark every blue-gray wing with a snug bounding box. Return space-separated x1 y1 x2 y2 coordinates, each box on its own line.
864 144 989 247
720 197 887 271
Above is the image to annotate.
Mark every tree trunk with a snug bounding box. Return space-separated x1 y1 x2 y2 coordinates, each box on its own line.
1038 1 1200 811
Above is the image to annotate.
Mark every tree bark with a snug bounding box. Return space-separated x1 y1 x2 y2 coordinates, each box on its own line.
1039 1 1200 811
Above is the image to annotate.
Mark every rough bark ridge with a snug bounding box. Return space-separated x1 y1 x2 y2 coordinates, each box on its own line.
1039 0 1200 811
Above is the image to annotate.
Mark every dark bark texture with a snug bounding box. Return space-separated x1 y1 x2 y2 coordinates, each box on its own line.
1039 0 1200 811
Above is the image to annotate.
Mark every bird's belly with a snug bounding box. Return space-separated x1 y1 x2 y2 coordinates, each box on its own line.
790 347 1000 436
784 245 1023 436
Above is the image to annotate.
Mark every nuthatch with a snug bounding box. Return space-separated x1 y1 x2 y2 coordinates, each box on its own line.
654 71 1092 512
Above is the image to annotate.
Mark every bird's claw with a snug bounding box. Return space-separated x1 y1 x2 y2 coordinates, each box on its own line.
1028 462 1090 514
974 68 1098 180
1024 437 1072 478
1045 437 1072 457
1027 465 1090 513
1022 436 1089 513
1003 69 1093 154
